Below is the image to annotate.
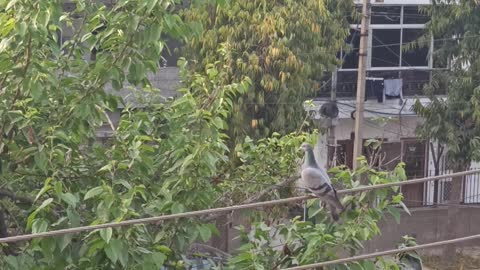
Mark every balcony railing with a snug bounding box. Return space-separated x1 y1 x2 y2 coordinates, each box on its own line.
315 69 447 99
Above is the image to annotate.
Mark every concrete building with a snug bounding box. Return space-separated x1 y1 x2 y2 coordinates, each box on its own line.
305 0 480 208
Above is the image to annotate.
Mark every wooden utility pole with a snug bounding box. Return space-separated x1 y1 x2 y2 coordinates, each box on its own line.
352 0 370 170
327 70 338 168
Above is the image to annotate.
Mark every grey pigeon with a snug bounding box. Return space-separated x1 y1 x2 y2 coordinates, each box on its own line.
300 143 345 221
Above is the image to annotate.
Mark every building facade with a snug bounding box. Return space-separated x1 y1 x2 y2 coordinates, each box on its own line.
305 0 480 207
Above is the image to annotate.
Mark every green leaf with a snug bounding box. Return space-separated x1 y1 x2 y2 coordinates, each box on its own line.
34 151 48 172
145 0 159 13
4 256 19 269
58 234 72 252
171 203 184 214
100 228 113 244
387 206 401 224
105 239 123 264
98 163 113 172
17 21 27 37
197 224 212 243
32 219 48 233
67 207 81 227
361 260 375 270
27 198 53 229
212 116 224 129
151 252 166 266
60 192 78 207
348 262 364 270
84 186 104 200
179 154 194 175
6 0 19 10
35 177 52 202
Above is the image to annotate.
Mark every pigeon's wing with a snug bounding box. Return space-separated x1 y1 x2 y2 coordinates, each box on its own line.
302 168 335 197
316 167 332 185
301 168 328 188
302 167 345 221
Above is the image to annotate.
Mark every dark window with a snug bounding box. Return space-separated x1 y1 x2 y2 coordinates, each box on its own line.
336 71 358 97
161 39 182 67
402 29 429 67
403 6 430 24
372 29 401 67
371 6 401 24
341 29 361 69
401 70 431 96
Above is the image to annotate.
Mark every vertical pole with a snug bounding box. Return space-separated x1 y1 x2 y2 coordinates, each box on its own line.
352 0 370 170
328 70 338 168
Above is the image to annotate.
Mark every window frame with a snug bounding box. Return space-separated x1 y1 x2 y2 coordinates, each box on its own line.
339 4 433 72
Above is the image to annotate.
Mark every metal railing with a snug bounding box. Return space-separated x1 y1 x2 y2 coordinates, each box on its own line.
315 69 447 99
424 169 480 206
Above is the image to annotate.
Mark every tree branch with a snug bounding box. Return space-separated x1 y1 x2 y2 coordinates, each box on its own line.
0 208 7 238
204 176 298 222
188 243 231 260
0 189 34 204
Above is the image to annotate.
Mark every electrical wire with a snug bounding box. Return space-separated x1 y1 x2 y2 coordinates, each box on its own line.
335 106 416 137
0 169 479 244
281 232 480 269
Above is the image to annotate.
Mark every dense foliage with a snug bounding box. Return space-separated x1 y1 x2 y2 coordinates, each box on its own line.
226 160 414 269
0 0 420 269
182 0 353 143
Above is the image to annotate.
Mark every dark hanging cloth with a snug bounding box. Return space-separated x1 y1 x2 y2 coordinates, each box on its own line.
365 79 384 103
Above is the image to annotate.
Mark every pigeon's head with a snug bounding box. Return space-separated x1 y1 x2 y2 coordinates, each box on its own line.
300 142 313 152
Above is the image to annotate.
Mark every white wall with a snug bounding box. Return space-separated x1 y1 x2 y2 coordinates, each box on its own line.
315 116 419 168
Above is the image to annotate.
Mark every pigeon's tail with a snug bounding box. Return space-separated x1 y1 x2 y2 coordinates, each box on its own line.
325 195 345 222
327 195 345 213
329 204 340 222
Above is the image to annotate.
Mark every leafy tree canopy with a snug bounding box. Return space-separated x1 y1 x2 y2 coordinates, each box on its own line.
414 0 480 170
182 0 353 143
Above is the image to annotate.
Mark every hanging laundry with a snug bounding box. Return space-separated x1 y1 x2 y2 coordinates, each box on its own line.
384 78 403 99
365 78 384 103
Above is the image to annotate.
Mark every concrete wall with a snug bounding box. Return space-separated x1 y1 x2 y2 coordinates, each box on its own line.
366 206 480 252
210 206 480 256
96 67 181 137
104 67 181 108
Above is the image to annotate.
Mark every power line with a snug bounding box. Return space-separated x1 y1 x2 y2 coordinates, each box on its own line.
281 232 480 269
335 106 416 137
1 169 479 244
336 101 417 116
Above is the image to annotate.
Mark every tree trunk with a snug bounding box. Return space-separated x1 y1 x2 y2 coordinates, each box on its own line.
430 141 444 205
443 164 466 262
